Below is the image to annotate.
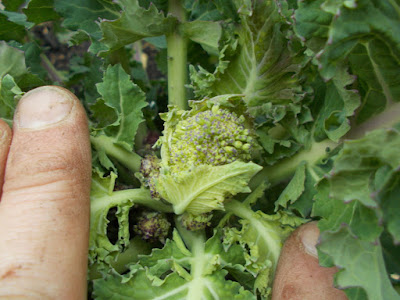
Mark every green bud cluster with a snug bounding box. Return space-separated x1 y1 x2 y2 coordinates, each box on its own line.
139 155 161 198
134 211 171 243
169 105 256 172
180 212 213 231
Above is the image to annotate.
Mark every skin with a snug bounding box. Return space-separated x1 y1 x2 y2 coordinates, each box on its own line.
0 86 91 299
271 222 348 300
0 86 346 299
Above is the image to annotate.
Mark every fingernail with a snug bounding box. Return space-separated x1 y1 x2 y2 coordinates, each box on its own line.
16 86 74 129
300 224 319 258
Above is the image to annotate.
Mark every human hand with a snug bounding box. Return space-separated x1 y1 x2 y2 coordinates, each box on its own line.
0 86 346 300
0 86 91 299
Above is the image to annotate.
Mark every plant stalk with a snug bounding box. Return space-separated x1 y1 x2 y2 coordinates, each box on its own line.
90 135 142 173
167 0 188 109
40 53 67 83
251 100 400 188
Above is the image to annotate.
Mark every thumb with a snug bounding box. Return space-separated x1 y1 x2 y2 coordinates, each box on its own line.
0 86 91 299
271 222 348 300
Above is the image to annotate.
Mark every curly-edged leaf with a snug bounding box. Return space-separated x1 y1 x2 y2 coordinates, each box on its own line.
313 125 400 243
295 0 400 125
93 229 256 299
89 172 129 262
312 63 360 142
54 0 120 52
93 64 147 151
190 0 307 115
318 226 400 300
156 161 262 215
224 199 305 298
100 0 178 52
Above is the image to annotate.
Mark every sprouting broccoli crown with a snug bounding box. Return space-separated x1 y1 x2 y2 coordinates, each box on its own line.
168 105 256 172
180 212 213 231
134 211 171 243
139 154 161 198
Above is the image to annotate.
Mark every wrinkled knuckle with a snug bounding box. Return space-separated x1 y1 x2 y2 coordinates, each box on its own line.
4 151 78 193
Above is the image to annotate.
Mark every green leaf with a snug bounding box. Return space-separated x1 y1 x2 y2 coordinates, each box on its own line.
0 10 34 29
318 227 400 300
312 64 361 142
93 230 256 299
190 0 306 112
224 200 305 297
0 41 44 90
100 0 178 52
94 64 148 150
89 172 166 266
0 12 26 42
157 161 262 215
23 0 61 24
294 0 400 125
313 180 383 242
54 0 120 52
0 74 23 126
0 41 27 79
182 20 222 55
274 162 306 210
2 0 25 12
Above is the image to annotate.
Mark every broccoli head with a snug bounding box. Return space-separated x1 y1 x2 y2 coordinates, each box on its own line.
139 154 161 198
153 96 262 216
134 211 171 243
168 104 256 173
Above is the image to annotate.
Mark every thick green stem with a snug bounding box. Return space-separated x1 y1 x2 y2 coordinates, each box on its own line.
167 0 188 109
251 100 400 188
90 135 142 173
251 139 338 189
91 187 173 213
40 53 67 83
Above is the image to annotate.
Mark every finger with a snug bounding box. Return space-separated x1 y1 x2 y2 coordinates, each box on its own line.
0 120 12 198
0 86 91 300
271 222 348 300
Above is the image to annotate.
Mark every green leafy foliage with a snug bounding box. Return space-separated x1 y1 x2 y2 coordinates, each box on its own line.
295 0 400 123
100 0 178 53
93 230 256 299
23 0 61 24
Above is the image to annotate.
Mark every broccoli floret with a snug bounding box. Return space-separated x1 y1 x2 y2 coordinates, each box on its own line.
133 211 171 243
153 96 262 216
180 212 213 231
139 154 161 198
167 104 257 173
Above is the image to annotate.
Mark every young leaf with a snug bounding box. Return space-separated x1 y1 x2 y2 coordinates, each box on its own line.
93 64 148 151
157 161 262 215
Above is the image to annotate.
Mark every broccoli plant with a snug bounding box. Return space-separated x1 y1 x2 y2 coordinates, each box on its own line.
0 0 399 299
